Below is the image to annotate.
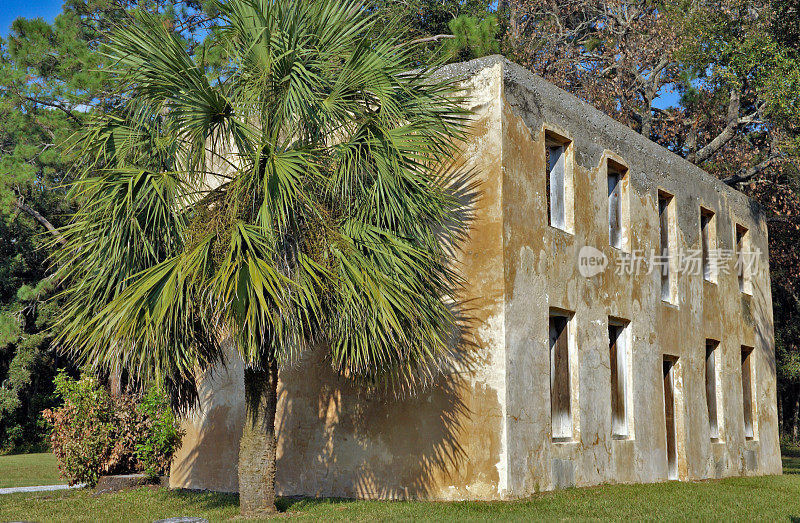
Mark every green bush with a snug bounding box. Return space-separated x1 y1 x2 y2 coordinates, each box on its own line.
42 371 183 486
135 385 183 478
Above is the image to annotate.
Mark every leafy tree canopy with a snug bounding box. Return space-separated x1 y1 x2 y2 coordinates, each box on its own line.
0 0 217 453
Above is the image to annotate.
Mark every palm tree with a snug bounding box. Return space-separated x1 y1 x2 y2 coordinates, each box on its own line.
55 0 471 515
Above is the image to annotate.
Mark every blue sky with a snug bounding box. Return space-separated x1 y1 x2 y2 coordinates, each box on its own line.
1 0 63 37
653 89 680 110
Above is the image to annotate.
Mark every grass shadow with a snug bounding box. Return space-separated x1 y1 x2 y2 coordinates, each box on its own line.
160 487 239 512
783 444 800 475
276 496 355 512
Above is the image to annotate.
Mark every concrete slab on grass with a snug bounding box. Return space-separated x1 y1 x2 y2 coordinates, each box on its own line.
0 483 85 495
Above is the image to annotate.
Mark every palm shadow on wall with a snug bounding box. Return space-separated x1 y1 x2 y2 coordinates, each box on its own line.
274 165 498 499
275 306 494 499
173 161 495 498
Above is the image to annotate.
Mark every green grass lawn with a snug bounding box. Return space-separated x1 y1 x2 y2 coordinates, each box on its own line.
0 453 64 488
782 444 800 474
1 451 800 521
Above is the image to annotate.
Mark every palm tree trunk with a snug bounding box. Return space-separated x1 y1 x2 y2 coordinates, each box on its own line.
238 356 279 516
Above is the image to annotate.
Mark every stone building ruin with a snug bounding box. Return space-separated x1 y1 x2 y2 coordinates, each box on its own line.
169 56 781 499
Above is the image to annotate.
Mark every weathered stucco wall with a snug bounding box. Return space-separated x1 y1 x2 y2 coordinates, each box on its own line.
170 56 780 499
497 56 780 495
170 62 511 499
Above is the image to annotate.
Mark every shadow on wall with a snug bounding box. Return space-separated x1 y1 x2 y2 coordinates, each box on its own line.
170 349 247 493
741 198 779 476
275 299 503 499
268 164 496 499
172 165 499 498
171 311 497 499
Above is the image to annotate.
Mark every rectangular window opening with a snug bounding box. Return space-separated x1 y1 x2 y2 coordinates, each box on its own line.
663 356 678 480
735 224 751 294
658 191 675 303
550 311 573 441
545 131 571 232
700 208 716 282
607 160 627 250
741 346 755 440
706 339 720 440
609 319 630 438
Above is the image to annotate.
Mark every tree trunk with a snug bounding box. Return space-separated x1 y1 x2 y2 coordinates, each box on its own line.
793 385 800 443
778 390 783 436
238 357 279 516
688 88 742 165
110 368 122 397
640 97 653 140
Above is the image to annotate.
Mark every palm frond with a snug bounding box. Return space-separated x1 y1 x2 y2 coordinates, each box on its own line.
55 0 475 405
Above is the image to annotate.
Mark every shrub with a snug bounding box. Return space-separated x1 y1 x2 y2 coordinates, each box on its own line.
42 370 183 486
135 385 183 478
41 371 117 486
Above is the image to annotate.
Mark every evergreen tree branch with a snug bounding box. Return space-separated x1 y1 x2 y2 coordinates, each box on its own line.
14 198 66 245
403 34 456 46
21 95 83 125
